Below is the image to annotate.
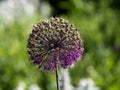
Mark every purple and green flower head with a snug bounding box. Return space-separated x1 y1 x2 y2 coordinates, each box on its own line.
27 17 84 71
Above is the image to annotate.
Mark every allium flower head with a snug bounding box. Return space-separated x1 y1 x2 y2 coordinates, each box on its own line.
27 17 84 71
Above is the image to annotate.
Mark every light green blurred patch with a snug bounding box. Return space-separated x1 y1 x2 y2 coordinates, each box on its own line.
9 40 20 56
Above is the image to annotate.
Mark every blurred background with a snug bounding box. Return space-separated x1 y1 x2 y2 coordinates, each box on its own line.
0 0 120 90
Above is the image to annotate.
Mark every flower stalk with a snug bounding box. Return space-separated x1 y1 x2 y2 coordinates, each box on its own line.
55 64 60 90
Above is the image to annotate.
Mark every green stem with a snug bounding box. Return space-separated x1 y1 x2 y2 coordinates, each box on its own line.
55 64 60 90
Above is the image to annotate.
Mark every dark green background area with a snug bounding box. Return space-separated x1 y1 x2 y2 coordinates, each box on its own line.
0 0 120 90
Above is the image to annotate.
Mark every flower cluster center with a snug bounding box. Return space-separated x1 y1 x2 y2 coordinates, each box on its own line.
49 41 61 50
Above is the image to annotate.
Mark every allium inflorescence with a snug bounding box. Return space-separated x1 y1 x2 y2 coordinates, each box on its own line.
27 17 84 71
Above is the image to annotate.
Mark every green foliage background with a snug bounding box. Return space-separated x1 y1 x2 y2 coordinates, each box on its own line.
0 0 120 90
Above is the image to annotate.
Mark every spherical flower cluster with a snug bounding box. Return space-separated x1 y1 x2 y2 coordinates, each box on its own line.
27 17 84 71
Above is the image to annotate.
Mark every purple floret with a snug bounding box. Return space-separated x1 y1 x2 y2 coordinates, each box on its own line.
44 59 57 70
59 46 84 69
